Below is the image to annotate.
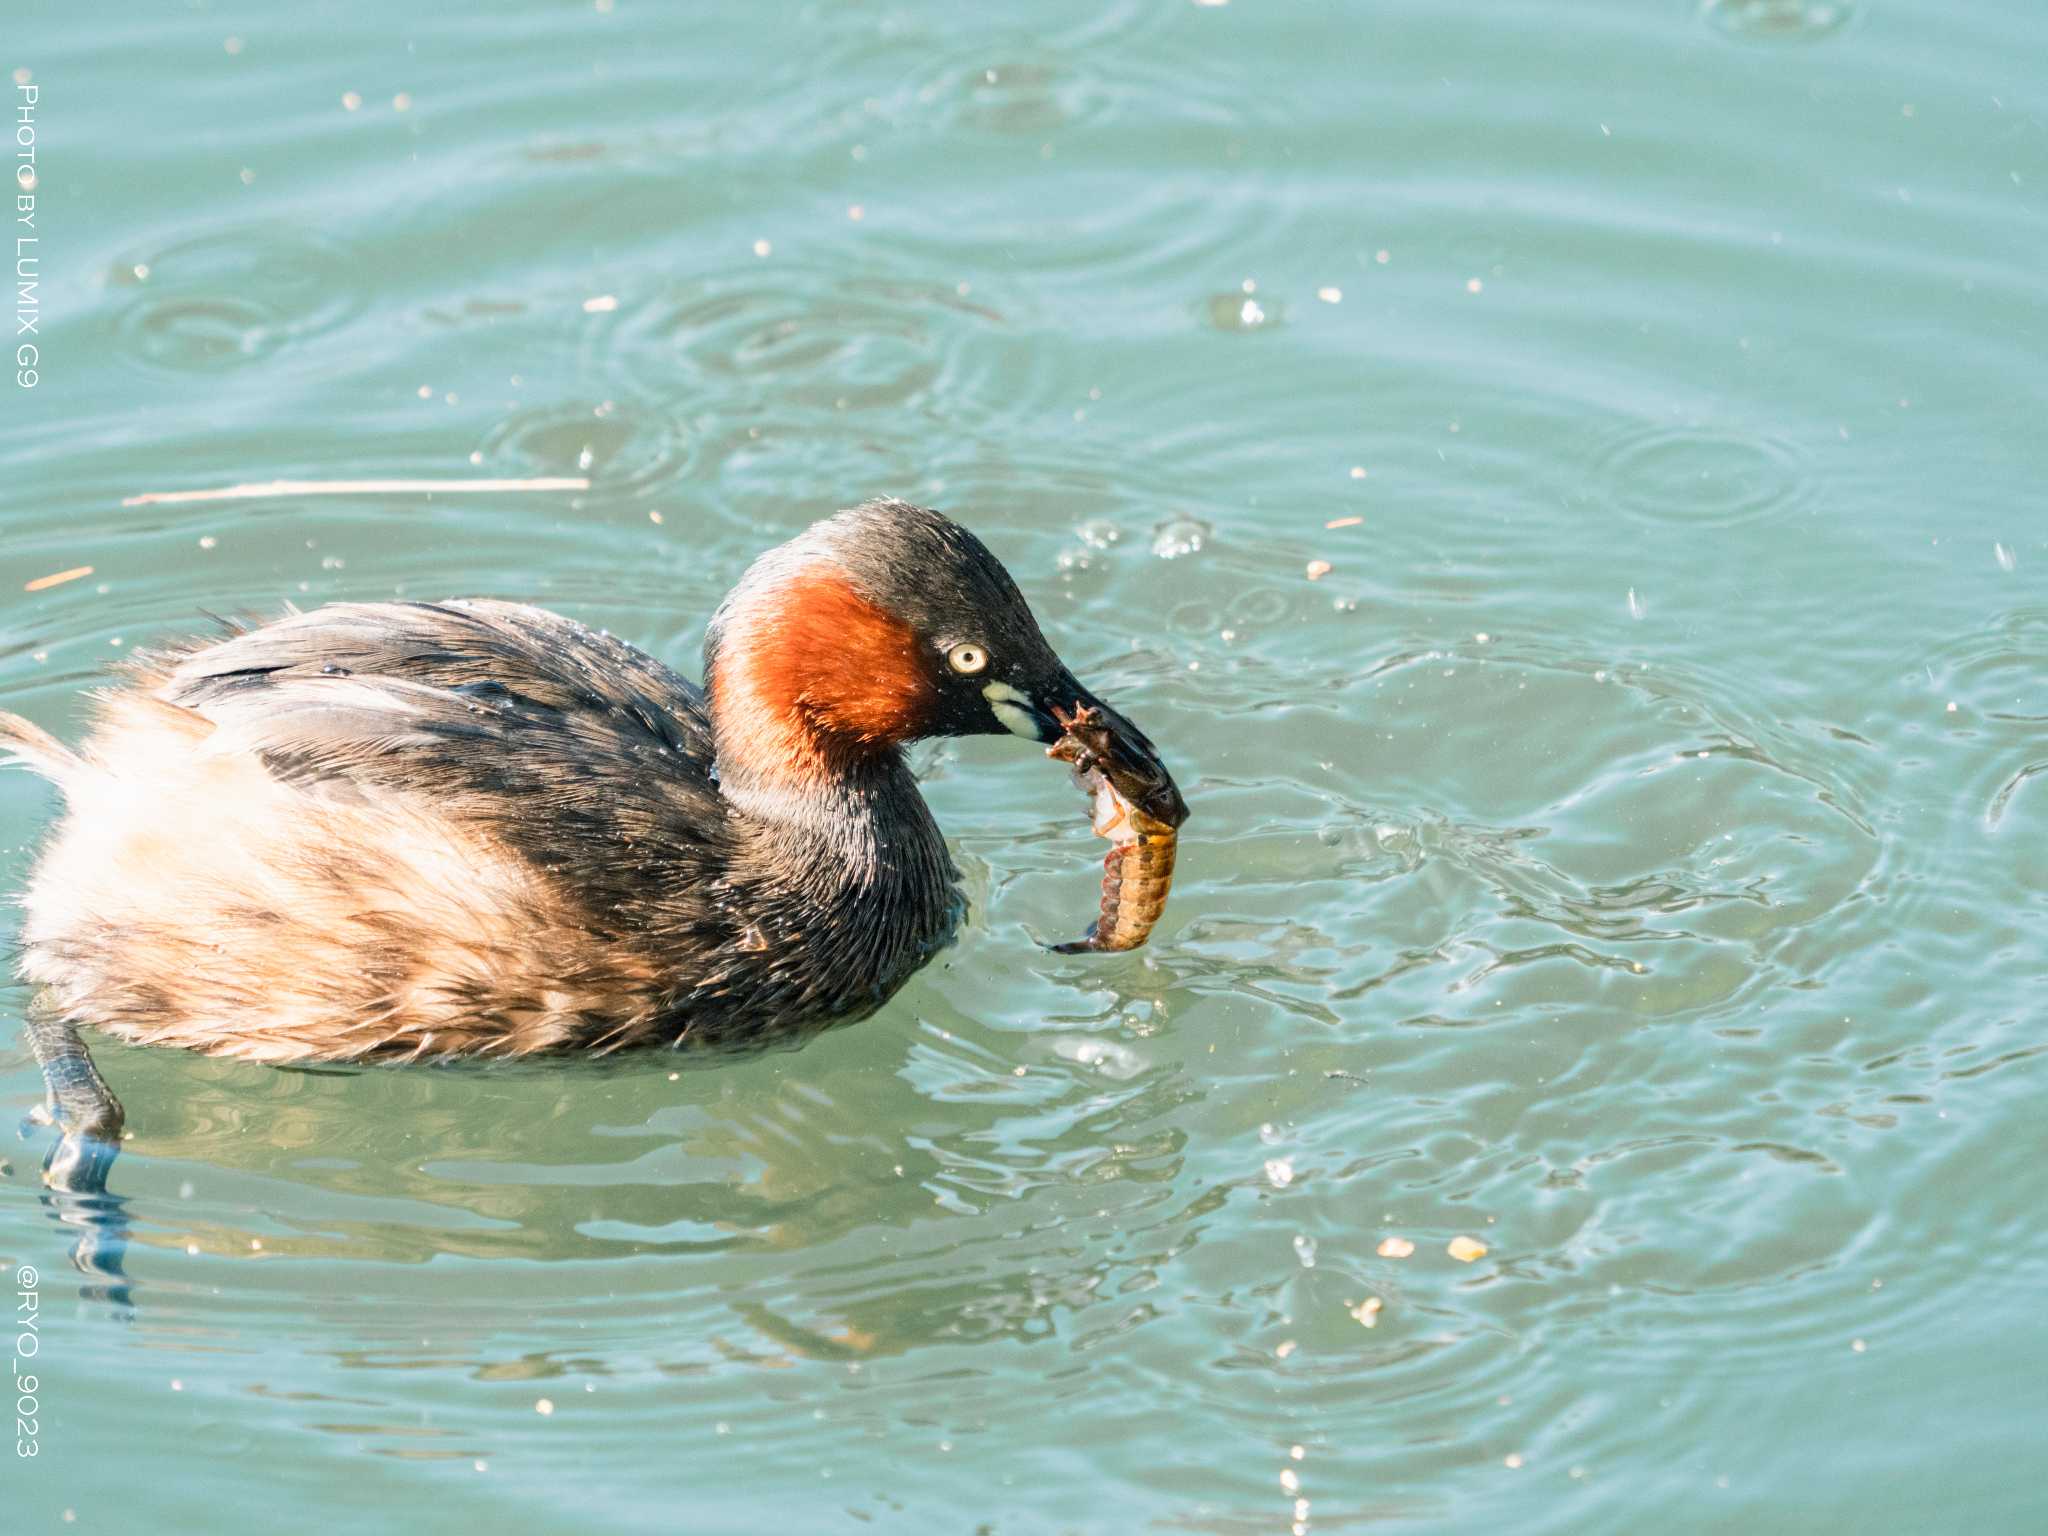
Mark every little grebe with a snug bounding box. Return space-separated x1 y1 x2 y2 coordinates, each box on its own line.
2 499 1186 1157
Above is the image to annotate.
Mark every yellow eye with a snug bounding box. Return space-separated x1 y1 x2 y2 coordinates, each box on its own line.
947 642 988 675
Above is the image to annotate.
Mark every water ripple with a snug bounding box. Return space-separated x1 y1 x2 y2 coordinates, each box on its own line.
108 228 367 374
587 265 1007 414
474 399 694 499
1595 424 1812 527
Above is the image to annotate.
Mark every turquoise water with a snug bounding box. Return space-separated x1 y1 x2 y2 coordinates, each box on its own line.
4 0 2046 1528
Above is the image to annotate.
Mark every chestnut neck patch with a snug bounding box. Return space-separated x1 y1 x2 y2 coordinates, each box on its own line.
710 566 938 789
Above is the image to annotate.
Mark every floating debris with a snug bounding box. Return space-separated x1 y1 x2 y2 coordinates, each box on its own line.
1305 560 1332 580
124 477 589 507
1377 1236 1415 1259
1348 1296 1383 1327
1448 1235 1488 1263
1325 515 1362 529
24 565 93 592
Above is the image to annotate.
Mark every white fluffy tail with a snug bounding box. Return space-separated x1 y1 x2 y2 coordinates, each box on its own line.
0 709 83 788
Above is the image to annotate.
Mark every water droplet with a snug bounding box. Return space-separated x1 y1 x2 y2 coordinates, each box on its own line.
1205 292 1279 332
1702 0 1857 43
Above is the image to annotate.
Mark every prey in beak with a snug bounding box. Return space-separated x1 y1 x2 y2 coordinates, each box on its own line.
984 671 1189 832
1037 693 1186 954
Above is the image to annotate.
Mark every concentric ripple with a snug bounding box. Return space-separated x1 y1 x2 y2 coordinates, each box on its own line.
1915 605 2048 831
591 267 1006 413
943 56 1103 136
1596 424 1811 526
473 400 694 498
109 228 366 373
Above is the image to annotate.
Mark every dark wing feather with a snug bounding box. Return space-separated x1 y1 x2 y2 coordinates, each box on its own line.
148 600 735 901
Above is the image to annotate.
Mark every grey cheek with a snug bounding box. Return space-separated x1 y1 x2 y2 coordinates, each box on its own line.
981 681 1039 739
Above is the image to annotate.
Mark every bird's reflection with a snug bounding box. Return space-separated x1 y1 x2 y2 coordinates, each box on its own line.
29 1118 135 1313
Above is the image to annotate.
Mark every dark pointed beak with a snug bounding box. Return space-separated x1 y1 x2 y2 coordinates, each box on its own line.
1028 672 1189 829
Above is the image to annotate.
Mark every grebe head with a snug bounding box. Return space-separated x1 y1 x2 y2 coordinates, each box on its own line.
705 499 1185 824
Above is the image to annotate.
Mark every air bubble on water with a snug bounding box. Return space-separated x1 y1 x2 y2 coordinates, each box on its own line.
1265 1157 1295 1188
1051 1036 1144 1079
1077 519 1121 550
1151 517 1210 559
1292 1234 1317 1268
